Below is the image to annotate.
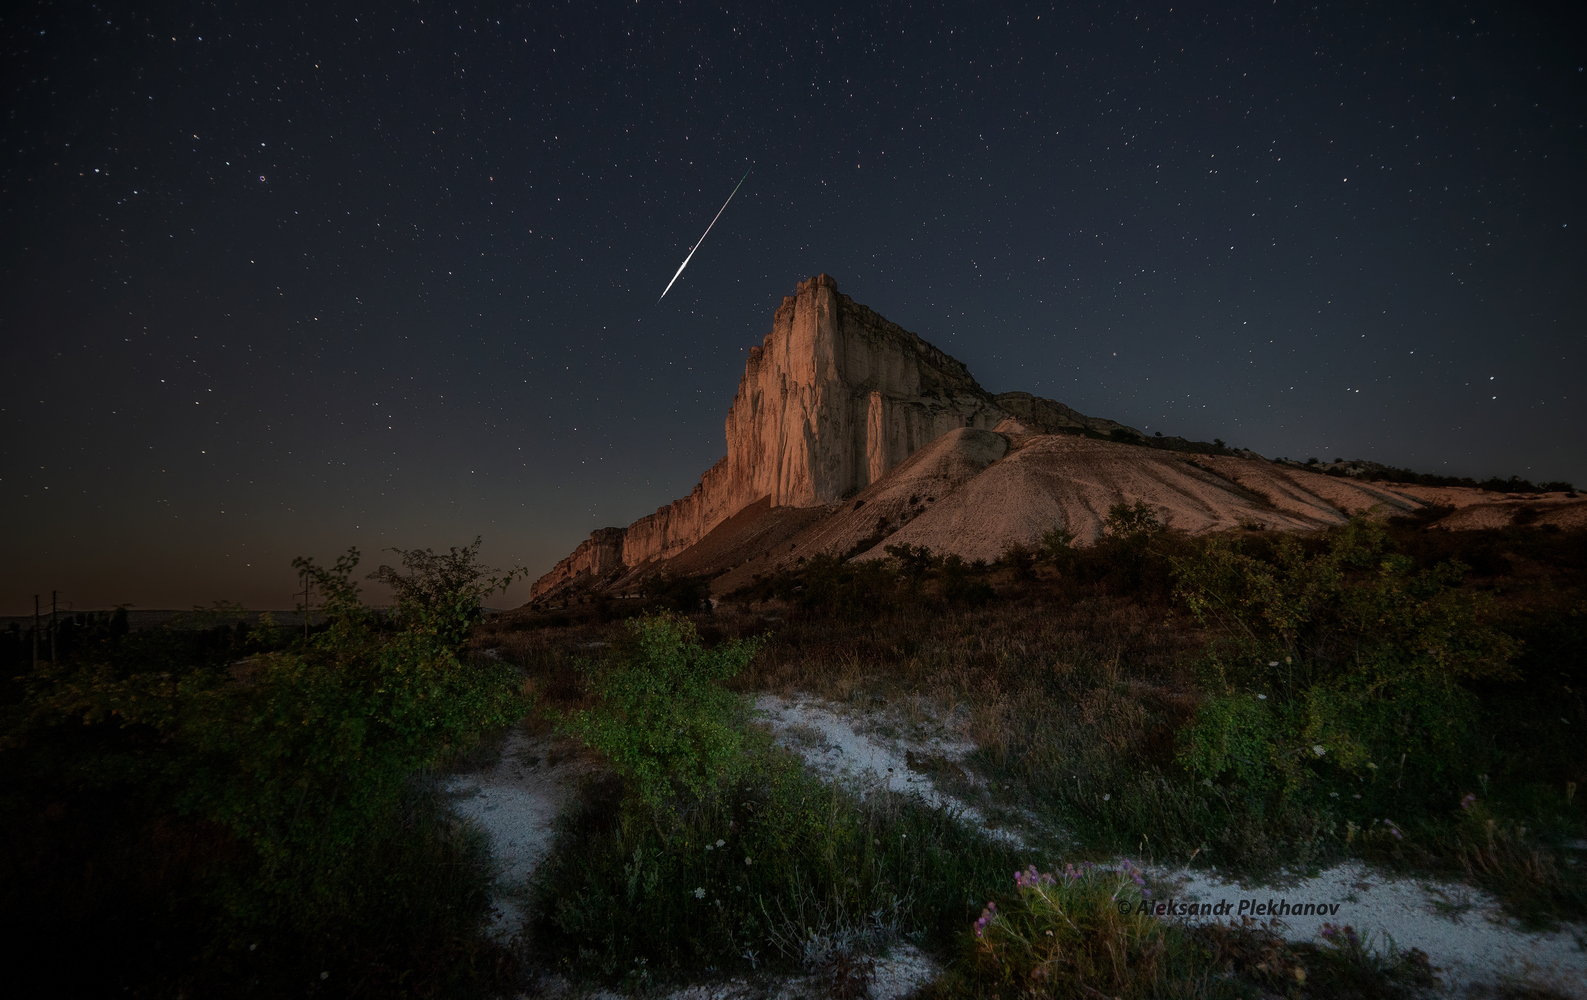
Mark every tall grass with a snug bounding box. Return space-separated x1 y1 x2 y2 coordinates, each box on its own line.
480 518 1587 930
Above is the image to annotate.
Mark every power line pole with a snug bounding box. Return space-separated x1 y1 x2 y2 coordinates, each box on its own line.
301 571 312 640
33 594 40 669
50 590 58 663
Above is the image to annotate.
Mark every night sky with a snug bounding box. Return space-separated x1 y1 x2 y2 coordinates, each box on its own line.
3 1 1584 615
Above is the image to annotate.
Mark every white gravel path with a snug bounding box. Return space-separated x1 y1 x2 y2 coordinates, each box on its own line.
757 692 1587 999
444 727 588 941
1155 861 1587 997
456 695 1585 998
753 692 1027 845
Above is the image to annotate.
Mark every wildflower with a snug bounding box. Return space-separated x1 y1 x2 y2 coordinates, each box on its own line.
1268 661 1279 667
1257 694 1267 700
745 857 752 866
694 887 706 899
716 839 725 847
1103 793 1111 801
973 902 998 938
1015 865 1055 889
1312 745 1327 757
1461 793 1477 811
705 844 713 851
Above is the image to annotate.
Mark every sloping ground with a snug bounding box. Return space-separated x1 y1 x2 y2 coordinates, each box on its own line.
608 497 829 593
1420 496 1587 532
559 429 1580 602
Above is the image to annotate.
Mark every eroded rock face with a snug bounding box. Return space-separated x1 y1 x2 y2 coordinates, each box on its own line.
724 273 1006 510
531 274 1009 599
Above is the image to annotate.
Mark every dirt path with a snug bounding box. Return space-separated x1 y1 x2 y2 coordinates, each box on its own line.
756 692 1587 999
449 696 1585 997
444 727 588 942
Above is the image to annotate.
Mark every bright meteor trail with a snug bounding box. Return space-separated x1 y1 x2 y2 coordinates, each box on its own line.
658 166 752 301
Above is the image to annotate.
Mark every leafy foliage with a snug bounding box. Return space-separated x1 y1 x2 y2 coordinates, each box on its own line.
1105 500 1164 539
2 542 529 994
1173 517 1518 799
565 612 761 811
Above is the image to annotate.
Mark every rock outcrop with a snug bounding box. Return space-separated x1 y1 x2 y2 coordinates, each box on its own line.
531 273 1583 603
533 274 1033 598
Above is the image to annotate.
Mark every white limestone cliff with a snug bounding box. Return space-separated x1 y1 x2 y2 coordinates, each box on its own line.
531 274 1016 598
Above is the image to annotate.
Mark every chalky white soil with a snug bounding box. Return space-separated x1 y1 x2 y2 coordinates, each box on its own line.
1157 863 1587 997
444 727 589 942
753 694 1587 999
454 694 1585 998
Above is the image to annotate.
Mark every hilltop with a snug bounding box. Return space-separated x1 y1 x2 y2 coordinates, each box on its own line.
532 274 1583 603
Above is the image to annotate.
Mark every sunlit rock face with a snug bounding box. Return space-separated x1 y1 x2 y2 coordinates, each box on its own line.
531 274 1011 598
723 273 1006 510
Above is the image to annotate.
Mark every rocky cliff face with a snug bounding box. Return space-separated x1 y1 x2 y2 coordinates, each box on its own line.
722 273 1006 511
531 274 1091 599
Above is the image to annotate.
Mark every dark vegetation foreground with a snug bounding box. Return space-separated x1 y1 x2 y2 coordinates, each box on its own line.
3 512 1584 997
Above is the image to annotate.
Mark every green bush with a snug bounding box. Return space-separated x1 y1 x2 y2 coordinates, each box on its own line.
564 611 761 811
538 612 1023 982
2 541 529 994
963 860 1201 998
1173 517 1517 801
1105 500 1163 539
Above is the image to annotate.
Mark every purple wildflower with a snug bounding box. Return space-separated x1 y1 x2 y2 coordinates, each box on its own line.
974 901 998 939
1461 793 1477 811
1015 865 1056 889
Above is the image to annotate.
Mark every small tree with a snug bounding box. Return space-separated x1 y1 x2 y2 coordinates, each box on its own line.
1104 501 1162 539
1038 526 1076 563
368 536 523 647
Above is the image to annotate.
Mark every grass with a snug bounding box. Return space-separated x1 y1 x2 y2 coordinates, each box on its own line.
530 738 1025 985
10 517 1570 996
479 519 1587 954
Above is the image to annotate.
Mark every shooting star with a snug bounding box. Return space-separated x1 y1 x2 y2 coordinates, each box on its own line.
659 165 752 301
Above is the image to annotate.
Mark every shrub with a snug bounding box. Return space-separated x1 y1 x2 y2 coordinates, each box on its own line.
1037 526 1075 563
941 554 995 607
1173 517 1518 800
3 542 529 993
640 572 714 614
564 611 761 811
1105 501 1163 539
796 553 904 618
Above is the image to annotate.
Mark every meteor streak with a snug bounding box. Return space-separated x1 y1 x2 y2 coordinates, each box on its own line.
658 166 752 301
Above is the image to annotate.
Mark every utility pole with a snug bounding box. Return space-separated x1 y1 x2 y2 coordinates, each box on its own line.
33 594 39 669
301 571 312 640
50 590 58 663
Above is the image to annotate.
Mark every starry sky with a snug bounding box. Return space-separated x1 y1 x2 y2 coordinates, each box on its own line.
3 1 1584 615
